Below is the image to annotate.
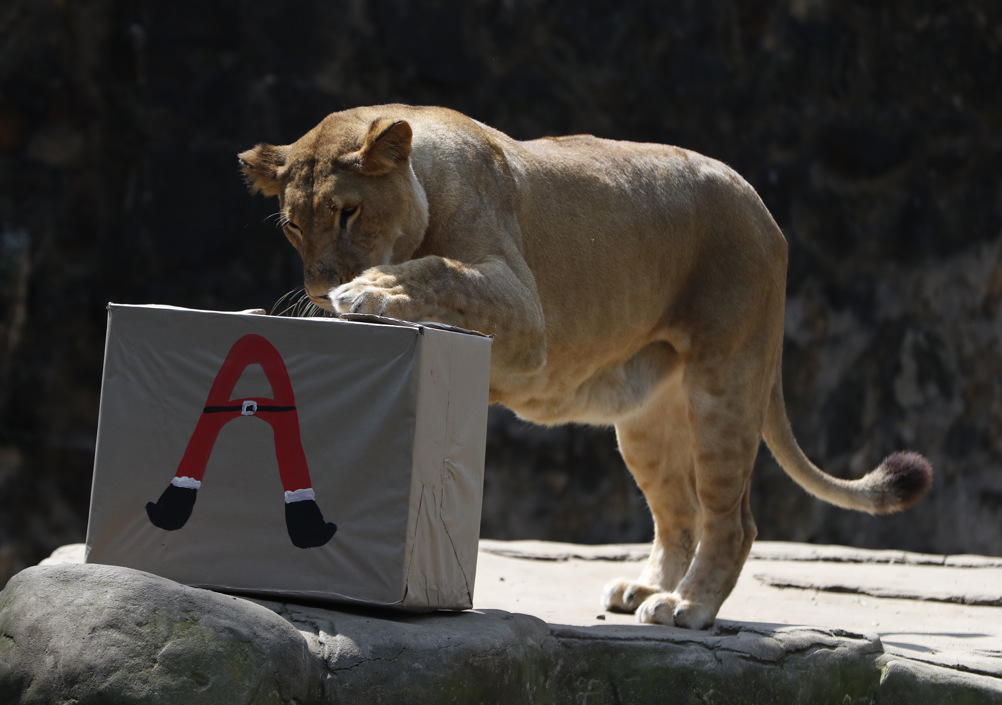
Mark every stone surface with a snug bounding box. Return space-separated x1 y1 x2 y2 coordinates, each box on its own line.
2 541 1001 704
477 539 1002 680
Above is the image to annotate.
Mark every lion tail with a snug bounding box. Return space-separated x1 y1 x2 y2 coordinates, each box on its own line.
761 363 933 515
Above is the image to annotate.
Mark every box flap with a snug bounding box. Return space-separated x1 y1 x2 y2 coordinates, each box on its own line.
339 312 492 339
337 313 423 330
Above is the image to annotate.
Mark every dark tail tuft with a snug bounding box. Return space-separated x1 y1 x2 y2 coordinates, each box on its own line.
874 451 933 513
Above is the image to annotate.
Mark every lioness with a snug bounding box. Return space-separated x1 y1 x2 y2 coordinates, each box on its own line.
239 104 932 629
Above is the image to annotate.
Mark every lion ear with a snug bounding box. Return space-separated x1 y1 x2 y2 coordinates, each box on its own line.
359 119 412 175
238 143 290 196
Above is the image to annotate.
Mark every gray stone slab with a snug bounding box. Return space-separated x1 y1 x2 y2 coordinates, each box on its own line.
0 563 321 705
3 542 1001 703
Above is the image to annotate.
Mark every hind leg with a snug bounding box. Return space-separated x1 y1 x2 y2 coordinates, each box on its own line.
603 381 702 613
636 477 757 628
634 364 765 629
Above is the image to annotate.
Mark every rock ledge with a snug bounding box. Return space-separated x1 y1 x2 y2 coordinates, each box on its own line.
2 544 1000 704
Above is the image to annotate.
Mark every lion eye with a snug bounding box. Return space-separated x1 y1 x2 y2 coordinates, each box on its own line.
282 221 302 243
339 205 358 230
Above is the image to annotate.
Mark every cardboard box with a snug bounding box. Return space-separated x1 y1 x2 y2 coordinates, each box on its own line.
85 304 492 611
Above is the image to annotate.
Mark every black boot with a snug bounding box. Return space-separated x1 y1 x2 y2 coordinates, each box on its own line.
285 499 337 548
146 484 198 531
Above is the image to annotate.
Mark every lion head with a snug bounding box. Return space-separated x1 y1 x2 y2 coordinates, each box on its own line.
238 113 429 310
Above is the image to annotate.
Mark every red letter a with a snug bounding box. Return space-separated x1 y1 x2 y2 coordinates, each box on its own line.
145 334 336 548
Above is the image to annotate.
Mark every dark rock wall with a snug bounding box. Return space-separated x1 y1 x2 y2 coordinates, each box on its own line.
1 0 1000 585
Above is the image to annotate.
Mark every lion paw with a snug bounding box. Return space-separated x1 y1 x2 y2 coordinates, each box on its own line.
331 275 413 319
602 578 661 614
635 593 716 630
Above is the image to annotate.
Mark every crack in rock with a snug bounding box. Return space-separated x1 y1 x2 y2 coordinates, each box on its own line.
754 574 1002 607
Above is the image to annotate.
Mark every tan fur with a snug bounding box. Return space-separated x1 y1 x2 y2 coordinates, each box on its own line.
240 104 933 629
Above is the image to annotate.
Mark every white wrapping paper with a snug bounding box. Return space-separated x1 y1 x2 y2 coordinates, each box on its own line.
86 304 491 611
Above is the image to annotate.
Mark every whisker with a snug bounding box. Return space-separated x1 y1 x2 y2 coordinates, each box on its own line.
263 211 290 228
270 287 339 318
306 299 335 318
308 297 337 318
270 288 306 316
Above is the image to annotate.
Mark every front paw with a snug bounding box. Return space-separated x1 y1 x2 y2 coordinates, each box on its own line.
331 273 413 318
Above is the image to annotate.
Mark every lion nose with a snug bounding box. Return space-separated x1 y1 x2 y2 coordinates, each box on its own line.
305 264 342 297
